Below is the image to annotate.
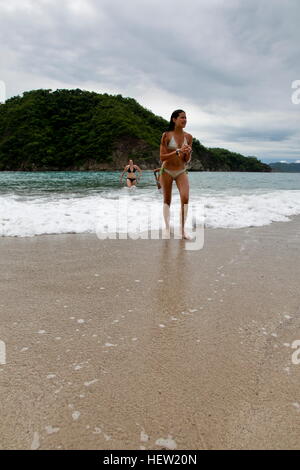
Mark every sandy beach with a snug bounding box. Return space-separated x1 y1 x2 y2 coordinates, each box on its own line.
1 217 300 450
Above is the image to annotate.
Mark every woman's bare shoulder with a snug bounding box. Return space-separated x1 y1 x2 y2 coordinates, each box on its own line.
185 132 193 143
161 131 170 143
184 131 193 138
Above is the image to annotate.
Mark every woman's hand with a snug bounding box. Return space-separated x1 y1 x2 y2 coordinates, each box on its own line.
181 144 192 152
179 144 192 162
180 144 191 154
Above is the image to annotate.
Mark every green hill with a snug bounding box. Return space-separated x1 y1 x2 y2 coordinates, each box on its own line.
0 88 271 172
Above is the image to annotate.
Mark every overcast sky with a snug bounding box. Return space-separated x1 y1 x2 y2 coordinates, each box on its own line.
0 0 299 162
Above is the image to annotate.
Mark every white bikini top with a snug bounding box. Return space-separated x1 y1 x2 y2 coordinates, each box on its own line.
167 134 188 149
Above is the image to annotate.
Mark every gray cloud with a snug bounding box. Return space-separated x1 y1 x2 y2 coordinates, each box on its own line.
0 0 299 162
213 126 297 143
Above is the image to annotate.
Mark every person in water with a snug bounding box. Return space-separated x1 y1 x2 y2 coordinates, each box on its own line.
120 159 142 188
153 167 161 190
159 109 193 240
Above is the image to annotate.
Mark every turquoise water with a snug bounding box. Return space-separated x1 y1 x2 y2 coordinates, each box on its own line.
1 171 300 196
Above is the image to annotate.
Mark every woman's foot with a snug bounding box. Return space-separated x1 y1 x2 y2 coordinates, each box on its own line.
182 230 194 241
162 226 171 239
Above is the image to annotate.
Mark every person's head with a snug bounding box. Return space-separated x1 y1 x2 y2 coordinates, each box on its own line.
167 109 186 131
128 159 133 166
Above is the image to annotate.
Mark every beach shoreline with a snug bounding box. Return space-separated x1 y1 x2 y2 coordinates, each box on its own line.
1 216 300 449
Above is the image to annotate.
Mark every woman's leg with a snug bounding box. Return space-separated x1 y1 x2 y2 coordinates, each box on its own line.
160 172 173 231
175 173 190 239
126 178 132 188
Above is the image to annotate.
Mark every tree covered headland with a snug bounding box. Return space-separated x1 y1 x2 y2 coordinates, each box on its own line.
0 88 271 171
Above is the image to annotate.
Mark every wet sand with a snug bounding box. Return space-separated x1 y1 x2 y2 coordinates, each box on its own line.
0 217 300 450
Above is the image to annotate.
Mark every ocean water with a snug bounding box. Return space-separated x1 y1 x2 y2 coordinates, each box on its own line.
0 171 300 237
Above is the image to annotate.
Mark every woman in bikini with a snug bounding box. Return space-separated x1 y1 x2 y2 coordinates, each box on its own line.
120 159 142 188
159 109 192 239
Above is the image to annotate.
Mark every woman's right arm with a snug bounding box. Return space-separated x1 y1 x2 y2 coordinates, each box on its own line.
120 166 128 181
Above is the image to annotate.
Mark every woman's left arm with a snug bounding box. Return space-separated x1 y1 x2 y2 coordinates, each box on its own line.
135 165 142 181
182 135 193 163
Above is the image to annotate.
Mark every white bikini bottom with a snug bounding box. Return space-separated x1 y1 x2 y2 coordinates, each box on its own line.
160 167 188 179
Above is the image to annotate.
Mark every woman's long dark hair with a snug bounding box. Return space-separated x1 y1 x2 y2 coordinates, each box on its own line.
167 109 185 131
